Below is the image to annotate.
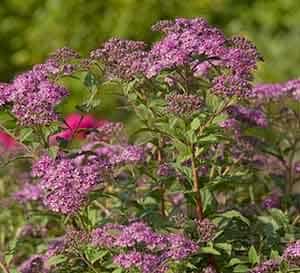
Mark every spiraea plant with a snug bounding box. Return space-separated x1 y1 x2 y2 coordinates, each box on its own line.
0 17 300 273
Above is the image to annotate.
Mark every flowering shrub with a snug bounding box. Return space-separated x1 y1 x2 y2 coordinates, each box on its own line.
1 17 300 273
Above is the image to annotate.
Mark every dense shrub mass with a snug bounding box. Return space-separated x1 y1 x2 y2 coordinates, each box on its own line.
0 17 300 273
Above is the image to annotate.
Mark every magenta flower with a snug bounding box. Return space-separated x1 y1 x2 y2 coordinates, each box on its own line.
90 38 148 79
0 131 18 151
113 251 164 273
33 155 105 214
49 113 108 144
9 68 68 126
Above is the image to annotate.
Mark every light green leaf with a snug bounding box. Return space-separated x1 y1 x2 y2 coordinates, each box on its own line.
227 258 244 267
200 188 216 215
248 246 260 265
200 246 221 255
112 268 123 273
198 134 219 144
270 250 280 259
191 117 201 131
220 210 250 225
84 72 98 88
19 128 33 142
186 262 198 269
47 255 67 266
48 146 59 159
233 264 249 273
215 243 232 255
257 216 280 231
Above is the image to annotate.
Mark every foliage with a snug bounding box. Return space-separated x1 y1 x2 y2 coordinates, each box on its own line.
0 16 300 273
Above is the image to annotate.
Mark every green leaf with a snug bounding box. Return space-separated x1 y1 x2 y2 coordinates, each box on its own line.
19 128 33 142
84 72 98 88
227 258 244 267
89 250 109 264
200 246 221 255
87 208 98 227
5 238 17 265
10 270 21 273
206 93 221 112
219 210 250 225
186 262 198 270
257 216 280 231
215 243 232 256
248 246 260 265
280 260 289 273
212 113 227 125
48 146 59 159
173 139 191 161
191 117 201 131
112 268 123 273
47 255 67 266
128 93 137 102
233 264 249 273
187 129 197 144
270 250 280 259
169 117 185 131
124 78 138 95
198 134 219 144
200 188 216 215
269 208 289 227
135 104 154 122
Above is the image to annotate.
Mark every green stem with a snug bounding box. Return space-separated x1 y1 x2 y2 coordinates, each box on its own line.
0 155 34 168
77 251 100 273
76 213 88 231
36 126 48 148
199 97 234 135
249 185 255 204
191 145 203 220
157 142 166 217
94 201 111 217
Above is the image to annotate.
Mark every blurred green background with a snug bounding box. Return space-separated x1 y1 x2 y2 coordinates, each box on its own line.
0 0 299 120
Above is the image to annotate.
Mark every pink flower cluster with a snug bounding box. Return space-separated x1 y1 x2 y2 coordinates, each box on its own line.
226 105 268 128
249 259 280 273
30 131 146 214
283 240 300 266
91 221 198 273
253 79 300 101
0 47 85 126
91 17 262 98
9 68 68 126
31 154 106 214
